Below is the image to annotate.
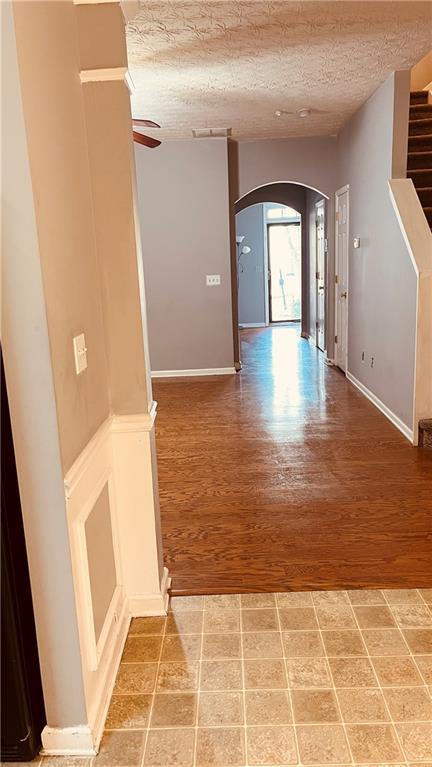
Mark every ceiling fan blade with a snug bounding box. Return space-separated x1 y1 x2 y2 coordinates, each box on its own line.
132 119 161 129
133 131 161 149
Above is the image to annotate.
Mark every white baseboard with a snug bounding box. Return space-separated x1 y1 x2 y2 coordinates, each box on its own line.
239 323 267 328
90 593 130 750
151 367 236 378
346 371 414 443
129 567 171 616
41 725 95 757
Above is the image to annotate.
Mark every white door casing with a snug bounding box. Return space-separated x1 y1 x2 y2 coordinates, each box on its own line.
335 185 349 372
315 200 326 351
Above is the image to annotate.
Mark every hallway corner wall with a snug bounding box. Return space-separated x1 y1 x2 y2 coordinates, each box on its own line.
235 204 266 326
4 0 167 753
337 70 416 434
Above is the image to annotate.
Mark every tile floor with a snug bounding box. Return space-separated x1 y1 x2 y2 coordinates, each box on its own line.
6 588 432 767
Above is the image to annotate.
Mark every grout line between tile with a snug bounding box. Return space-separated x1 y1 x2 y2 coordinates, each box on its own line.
239 608 248 767
276 592 303 767
351 590 409 765
192 610 204 767
311 592 356 767
139 612 166 767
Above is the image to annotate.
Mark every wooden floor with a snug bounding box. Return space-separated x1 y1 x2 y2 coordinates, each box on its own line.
153 325 432 595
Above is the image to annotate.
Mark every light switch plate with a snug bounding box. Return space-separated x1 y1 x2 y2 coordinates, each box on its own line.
73 333 87 375
206 274 221 286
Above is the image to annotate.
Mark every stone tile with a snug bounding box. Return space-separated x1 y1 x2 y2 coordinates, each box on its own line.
200 660 242 690
150 692 197 727
391 605 432 628
383 589 423 605
114 663 157 693
328 656 376 688
170 595 204 612
160 634 202 662
353 605 396 628
122 636 162 663
42 760 91 766
204 594 241 610
296 724 350 764
202 632 241 659
286 658 331 688
105 694 152 729
315 605 356 629
241 592 276 608
276 591 313 607
198 691 243 726
311 591 350 606
195 727 245 766
321 629 365 656
414 654 432 684
347 589 386 605
245 690 292 725
403 628 432 654
336 688 388 722
166 611 204 635
419 588 432 605
242 631 283 658
156 662 199 691
372 656 423 687
247 725 297 765
282 630 325 657
346 724 403 762
291 689 340 723
203 610 240 633
362 628 409 655
383 686 432 721
96 730 144 766
128 616 165 635
244 658 287 689
396 723 432 760
144 728 195 766
278 607 318 630
241 608 278 632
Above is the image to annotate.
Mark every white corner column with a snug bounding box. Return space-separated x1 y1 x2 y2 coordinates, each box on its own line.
111 403 170 616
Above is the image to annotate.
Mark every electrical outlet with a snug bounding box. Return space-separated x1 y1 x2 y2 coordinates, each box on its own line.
206 274 221 286
73 333 87 375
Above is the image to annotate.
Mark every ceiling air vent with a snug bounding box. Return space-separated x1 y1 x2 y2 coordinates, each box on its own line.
192 128 232 138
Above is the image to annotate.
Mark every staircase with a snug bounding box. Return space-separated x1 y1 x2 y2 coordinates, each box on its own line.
407 90 432 228
419 419 432 449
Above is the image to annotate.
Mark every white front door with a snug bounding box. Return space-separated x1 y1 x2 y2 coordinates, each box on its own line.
315 201 326 351
335 186 349 372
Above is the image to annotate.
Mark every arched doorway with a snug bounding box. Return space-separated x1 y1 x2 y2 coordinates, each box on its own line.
233 181 329 368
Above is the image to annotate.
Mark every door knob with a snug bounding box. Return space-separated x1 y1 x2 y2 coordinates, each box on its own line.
341 291 347 298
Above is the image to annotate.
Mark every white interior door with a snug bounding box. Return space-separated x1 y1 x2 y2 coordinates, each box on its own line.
315 201 326 351
335 187 349 371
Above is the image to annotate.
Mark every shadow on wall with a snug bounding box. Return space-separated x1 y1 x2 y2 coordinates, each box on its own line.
232 181 328 352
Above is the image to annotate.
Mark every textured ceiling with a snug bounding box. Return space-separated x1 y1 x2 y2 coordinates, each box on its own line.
126 1 432 141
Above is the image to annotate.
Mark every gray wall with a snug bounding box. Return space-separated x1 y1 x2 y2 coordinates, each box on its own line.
135 139 234 372
236 204 266 326
338 71 415 429
236 137 338 200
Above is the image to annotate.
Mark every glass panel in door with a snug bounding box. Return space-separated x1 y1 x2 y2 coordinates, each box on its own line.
268 223 301 322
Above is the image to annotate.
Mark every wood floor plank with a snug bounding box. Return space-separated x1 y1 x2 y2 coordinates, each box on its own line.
153 325 432 594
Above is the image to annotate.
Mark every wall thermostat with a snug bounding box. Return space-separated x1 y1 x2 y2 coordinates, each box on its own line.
353 238 361 249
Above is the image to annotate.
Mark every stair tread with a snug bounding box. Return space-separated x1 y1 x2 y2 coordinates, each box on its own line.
407 150 432 155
